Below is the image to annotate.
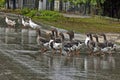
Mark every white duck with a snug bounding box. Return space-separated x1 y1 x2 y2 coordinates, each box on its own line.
5 16 16 27
22 18 29 27
29 18 41 29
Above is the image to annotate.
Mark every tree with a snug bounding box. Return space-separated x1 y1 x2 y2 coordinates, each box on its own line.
48 0 55 10
13 0 16 10
59 0 63 11
35 0 39 9
63 0 68 12
0 0 5 8
5 0 10 9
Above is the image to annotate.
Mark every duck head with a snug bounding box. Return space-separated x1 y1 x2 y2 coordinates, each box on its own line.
51 28 58 38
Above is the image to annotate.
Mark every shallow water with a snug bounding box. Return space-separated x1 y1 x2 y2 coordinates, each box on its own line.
0 27 119 80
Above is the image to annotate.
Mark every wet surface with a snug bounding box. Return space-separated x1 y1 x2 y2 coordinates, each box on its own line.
0 27 119 80
0 14 120 80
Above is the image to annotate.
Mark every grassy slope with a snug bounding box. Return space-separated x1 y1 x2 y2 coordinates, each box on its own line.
34 16 120 33
2 9 119 33
1 9 120 33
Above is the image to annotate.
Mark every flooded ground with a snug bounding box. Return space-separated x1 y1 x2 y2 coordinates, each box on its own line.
0 14 120 80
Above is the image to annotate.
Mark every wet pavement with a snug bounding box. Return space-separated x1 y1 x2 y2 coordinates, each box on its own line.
0 13 120 80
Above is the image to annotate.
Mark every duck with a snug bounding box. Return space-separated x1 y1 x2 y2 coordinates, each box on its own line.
99 33 115 48
58 32 73 56
36 29 50 53
59 32 65 42
51 28 59 39
22 17 29 28
66 30 74 41
17 15 22 25
29 18 41 29
99 33 117 53
5 16 16 27
64 30 84 56
85 33 96 55
93 34 112 55
48 38 62 55
85 33 90 46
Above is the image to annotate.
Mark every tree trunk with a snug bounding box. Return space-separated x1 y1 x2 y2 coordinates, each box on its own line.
6 0 10 9
13 0 16 10
35 0 39 10
50 0 54 11
59 0 63 12
84 3 87 15
65 2 67 12
88 3 91 14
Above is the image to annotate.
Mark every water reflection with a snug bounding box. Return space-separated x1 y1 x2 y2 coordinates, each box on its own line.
21 29 29 44
0 27 37 44
39 55 116 80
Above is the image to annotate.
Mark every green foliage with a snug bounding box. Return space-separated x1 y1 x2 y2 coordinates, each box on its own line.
37 10 62 21
25 10 38 17
39 10 61 18
21 8 30 15
100 0 105 4
0 0 5 8
21 9 62 21
91 0 97 5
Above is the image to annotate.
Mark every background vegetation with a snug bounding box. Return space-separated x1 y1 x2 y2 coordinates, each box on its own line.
0 0 120 33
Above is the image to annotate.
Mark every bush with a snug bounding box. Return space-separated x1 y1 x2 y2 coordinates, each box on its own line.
25 10 38 17
39 10 61 18
0 0 5 8
36 10 62 21
20 9 63 21
21 8 30 15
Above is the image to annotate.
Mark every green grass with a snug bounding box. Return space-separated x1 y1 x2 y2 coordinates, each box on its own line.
33 16 120 33
1 9 120 33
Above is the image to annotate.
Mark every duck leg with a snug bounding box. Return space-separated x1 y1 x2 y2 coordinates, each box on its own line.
59 48 62 55
41 48 48 53
52 49 56 55
76 50 80 56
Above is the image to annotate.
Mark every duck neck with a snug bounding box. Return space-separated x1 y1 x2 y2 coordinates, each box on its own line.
5 17 8 21
95 36 99 43
55 30 58 38
69 34 73 41
89 34 93 41
22 18 24 23
50 33 54 40
51 30 55 37
103 35 107 41
49 40 54 49
38 30 41 37
61 34 65 41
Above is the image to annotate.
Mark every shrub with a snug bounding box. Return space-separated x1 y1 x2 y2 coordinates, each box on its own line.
36 10 62 21
0 0 5 8
21 8 30 15
25 10 38 17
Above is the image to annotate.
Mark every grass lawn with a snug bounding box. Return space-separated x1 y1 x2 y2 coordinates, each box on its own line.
33 15 120 33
